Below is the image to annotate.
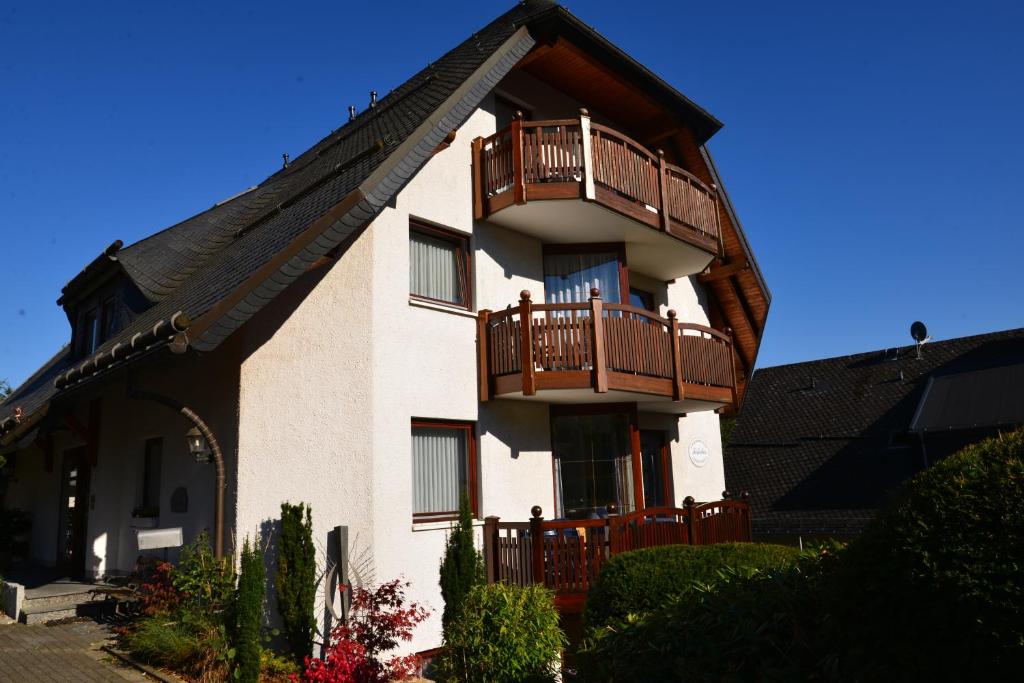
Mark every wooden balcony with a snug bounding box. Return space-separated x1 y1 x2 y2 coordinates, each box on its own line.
472 111 723 280
477 289 737 412
483 496 753 613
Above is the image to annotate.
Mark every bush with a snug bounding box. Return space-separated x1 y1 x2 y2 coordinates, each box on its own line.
125 608 232 681
235 537 265 683
299 578 429 683
278 502 317 665
173 530 235 612
580 547 839 682
437 583 565 683
831 429 1024 679
438 492 483 629
584 542 801 629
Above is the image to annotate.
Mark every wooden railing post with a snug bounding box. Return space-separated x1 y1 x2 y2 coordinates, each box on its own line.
684 495 697 545
483 515 500 583
726 327 738 408
589 288 608 393
511 111 526 205
472 136 485 220
579 108 596 201
668 309 684 401
477 309 491 402
605 504 619 556
656 149 669 232
519 291 536 396
529 505 545 586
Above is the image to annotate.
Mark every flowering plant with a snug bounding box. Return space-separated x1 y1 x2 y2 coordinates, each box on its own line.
296 579 429 683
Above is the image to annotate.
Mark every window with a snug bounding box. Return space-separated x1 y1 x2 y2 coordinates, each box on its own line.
137 438 162 517
409 222 471 309
411 420 477 522
551 411 635 519
82 309 100 355
543 245 626 304
629 288 655 312
640 430 670 508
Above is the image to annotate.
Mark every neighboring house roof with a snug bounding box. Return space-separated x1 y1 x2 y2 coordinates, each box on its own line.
1 0 767 441
724 327 1024 535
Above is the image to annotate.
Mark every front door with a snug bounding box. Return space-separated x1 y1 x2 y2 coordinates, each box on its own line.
57 447 90 577
640 430 670 508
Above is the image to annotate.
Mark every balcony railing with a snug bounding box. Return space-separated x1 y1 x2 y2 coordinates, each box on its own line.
477 289 737 406
483 495 753 611
472 110 722 254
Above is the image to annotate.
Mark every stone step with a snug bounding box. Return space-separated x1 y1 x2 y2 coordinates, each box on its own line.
22 590 98 613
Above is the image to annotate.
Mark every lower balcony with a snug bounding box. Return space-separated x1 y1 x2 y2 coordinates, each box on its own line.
477 289 737 413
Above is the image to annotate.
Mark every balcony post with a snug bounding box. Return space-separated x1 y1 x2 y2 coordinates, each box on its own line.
726 326 738 408
477 309 492 402
605 504 619 556
511 111 526 205
529 505 545 586
579 108 596 201
684 495 698 545
483 515 500 583
472 136 485 221
656 149 669 232
519 291 536 396
589 288 608 393
668 309 685 401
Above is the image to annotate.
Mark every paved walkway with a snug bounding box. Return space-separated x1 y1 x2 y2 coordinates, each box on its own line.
0 618 149 682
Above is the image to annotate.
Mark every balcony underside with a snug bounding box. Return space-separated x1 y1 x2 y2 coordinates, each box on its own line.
491 370 731 413
485 188 717 280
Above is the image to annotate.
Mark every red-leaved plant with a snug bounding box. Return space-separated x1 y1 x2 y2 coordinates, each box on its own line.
136 556 182 615
295 579 430 683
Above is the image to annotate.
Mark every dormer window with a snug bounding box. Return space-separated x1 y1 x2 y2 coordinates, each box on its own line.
78 296 118 357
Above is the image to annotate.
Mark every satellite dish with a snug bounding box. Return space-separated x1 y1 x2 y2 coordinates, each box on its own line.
910 321 928 343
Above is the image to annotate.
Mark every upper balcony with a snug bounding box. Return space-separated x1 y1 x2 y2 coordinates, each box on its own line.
472 111 723 280
477 289 737 413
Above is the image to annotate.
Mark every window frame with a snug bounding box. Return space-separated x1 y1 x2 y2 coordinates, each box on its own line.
410 419 479 523
409 220 473 311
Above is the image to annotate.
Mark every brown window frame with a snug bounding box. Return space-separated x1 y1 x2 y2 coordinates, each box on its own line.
409 220 473 311
411 419 479 523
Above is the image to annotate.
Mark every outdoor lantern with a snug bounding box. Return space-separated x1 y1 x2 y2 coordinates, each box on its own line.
186 426 211 464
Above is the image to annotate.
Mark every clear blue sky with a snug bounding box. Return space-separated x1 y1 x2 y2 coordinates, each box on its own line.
2 0 1022 388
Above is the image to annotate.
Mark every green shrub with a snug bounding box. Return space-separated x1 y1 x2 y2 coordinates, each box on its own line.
831 429 1024 679
437 583 566 683
584 542 801 629
173 530 235 612
125 609 232 680
439 491 484 629
235 537 265 683
277 502 316 665
580 548 839 682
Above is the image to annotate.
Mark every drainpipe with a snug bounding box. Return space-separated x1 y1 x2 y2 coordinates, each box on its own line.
128 388 227 559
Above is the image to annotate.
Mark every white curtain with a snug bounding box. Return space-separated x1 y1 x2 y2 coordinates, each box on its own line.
412 427 466 515
410 231 463 304
544 252 621 304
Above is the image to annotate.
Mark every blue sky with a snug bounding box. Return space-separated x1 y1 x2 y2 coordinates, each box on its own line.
1 0 1022 387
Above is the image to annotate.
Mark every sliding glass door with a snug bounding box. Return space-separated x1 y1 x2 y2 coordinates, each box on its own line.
551 411 634 519
543 248 624 304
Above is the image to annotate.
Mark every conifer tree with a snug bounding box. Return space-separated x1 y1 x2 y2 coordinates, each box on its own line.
439 491 484 630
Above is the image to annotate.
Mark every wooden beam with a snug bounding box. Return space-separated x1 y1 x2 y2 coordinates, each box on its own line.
698 260 750 283
713 277 757 372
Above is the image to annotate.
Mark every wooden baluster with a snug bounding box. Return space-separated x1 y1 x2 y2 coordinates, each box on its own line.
590 288 608 393
668 310 684 401
657 149 669 231
472 136 485 220
511 111 526 205
529 506 545 587
483 516 500 583
478 309 491 402
519 291 536 395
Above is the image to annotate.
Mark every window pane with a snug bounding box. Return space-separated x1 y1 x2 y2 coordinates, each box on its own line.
544 252 622 304
629 288 655 311
640 431 665 508
552 413 633 519
410 230 464 305
412 426 467 516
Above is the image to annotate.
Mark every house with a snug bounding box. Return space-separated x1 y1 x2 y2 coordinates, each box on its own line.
0 0 768 647
724 327 1024 544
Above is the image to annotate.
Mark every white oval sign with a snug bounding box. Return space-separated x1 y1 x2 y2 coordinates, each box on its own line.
689 439 710 468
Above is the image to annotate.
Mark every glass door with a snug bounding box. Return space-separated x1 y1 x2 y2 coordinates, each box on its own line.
640 430 670 508
57 447 90 577
551 411 634 519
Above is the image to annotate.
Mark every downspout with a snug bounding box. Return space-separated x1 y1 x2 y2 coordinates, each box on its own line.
128 388 226 558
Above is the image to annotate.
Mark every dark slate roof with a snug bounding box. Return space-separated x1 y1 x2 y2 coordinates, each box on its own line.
724 327 1024 535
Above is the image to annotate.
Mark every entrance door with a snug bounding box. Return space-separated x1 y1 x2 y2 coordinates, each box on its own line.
57 447 91 577
640 430 670 508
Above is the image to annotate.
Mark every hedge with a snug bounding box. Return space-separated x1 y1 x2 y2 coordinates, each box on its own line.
584 542 801 629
